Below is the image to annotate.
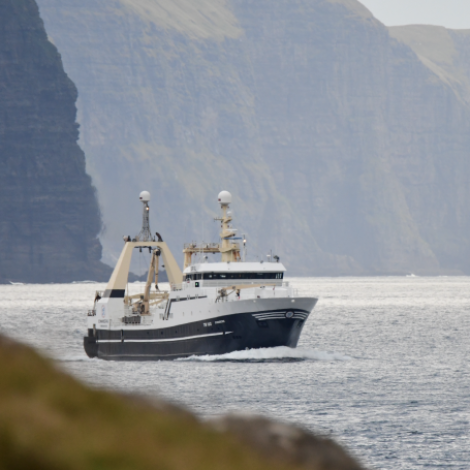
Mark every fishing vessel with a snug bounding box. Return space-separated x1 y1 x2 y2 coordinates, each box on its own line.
84 191 317 360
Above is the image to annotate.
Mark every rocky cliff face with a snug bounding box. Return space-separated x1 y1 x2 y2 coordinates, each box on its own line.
0 0 110 283
35 0 470 275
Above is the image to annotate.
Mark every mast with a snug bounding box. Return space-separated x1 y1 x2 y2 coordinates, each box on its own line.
182 191 241 269
137 191 152 241
216 191 241 263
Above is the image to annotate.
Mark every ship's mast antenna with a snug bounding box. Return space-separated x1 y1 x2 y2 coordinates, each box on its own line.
217 191 241 263
137 191 152 242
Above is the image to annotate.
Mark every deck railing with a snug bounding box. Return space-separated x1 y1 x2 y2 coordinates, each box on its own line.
172 280 289 291
201 280 288 288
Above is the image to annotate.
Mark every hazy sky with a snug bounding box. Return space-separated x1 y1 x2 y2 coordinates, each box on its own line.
359 0 470 29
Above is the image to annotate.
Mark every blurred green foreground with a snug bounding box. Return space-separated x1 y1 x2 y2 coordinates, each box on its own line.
0 335 363 470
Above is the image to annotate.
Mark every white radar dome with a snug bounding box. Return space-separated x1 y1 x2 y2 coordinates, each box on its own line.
218 190 232 205
139 191 151 203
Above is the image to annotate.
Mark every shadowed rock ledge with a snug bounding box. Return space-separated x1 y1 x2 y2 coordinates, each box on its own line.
0 333 365 470
209 414 364 470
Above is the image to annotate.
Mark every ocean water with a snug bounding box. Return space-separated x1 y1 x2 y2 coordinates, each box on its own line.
0 277 469 469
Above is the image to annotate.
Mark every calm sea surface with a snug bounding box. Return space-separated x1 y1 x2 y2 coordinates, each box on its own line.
1 277 469 469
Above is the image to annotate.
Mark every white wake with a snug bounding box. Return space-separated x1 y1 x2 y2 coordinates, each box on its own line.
178 346 352 363
55 354 95 362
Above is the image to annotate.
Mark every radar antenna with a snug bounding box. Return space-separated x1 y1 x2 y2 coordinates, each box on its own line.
136 191 152 241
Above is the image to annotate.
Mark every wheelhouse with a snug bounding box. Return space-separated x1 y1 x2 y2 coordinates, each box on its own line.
182 261 287 288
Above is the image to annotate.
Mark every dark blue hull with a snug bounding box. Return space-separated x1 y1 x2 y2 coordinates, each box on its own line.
83 308 311 360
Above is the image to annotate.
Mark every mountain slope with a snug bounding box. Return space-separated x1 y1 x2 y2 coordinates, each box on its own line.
35 0 470 275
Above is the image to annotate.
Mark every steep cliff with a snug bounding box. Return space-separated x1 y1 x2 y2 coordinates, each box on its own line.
0 0 111 283
35 0 470 275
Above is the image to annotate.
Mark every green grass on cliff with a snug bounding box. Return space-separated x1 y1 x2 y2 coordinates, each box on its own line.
0 335 301 470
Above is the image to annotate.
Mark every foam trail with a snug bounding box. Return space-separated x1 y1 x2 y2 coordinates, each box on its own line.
55 354 95 362
178 346 352 363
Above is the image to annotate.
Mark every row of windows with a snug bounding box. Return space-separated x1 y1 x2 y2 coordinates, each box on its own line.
184 272 284 281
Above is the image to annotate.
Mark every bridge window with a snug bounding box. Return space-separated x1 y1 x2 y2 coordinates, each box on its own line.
185 272 284 281
202 272 283 280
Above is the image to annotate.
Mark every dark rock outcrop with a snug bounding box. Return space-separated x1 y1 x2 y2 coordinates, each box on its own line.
209 414 364 470
0 0 111 283
35 0 470 275
0 333 364 470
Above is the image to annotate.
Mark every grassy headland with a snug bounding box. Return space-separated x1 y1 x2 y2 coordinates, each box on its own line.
0 335 363 470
